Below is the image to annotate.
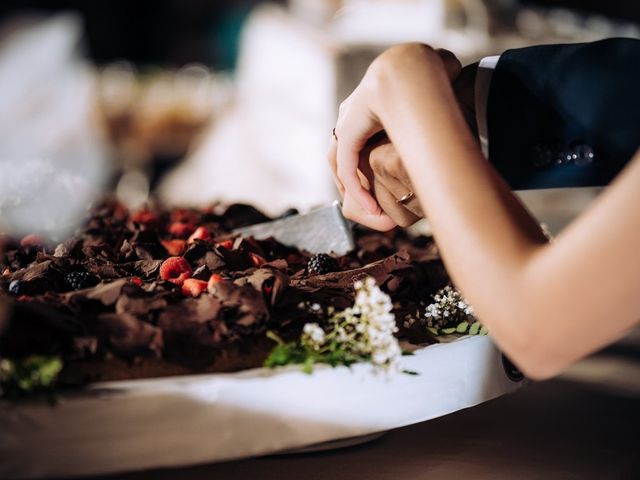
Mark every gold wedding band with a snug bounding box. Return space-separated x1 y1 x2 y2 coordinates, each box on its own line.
397 191 415 205
332 128 338 141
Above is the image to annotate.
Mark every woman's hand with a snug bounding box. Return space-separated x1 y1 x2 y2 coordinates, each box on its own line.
327 44 462 230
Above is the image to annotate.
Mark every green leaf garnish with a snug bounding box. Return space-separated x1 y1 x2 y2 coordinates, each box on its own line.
456 321 469 333
0 355 63 400
468 321 481 335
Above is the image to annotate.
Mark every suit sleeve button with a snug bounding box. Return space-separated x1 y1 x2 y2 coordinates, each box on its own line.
571 143 595 166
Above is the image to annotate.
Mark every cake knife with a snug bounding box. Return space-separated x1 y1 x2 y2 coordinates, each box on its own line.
233 201 355 255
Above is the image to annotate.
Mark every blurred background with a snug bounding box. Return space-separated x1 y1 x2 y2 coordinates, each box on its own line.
0 0 639 238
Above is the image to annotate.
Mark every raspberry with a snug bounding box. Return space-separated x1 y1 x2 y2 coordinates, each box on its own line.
249 252 266 268
130 210 158 226
168 222 194 238
307 254 338 275
206 273 227 292
159 257 193 286
8 280 22 295
188 226 210 244
170 208 200 224
161 239 186 256
20 234 44 247
130 277 143 287
216 239 234 250
181 278 208 297
263 280 274 296
65 272 100 290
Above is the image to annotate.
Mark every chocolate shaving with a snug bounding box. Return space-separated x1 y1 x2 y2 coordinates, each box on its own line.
9 260 64 294
124 260 164 278
221 204 270 229
292 250 413 292
95 313 163 358
64 279 129 307
184 242 226 271
115 294 168 316
208 282 269 328
129 231 167 260
235 267 288 306
157 296 226 367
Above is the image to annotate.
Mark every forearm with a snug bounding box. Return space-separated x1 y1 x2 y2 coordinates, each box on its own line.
370 46 554 374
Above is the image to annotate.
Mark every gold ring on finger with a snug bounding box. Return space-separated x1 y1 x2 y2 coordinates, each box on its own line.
396 191 415 205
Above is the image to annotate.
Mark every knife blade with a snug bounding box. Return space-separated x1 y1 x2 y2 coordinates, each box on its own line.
232 201 354 255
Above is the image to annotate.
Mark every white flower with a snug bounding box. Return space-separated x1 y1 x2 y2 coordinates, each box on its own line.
302 322 326 349
334 276 402 370
297 276 402 371
422 285 476 330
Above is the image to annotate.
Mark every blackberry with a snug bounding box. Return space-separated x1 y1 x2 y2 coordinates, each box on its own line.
307 253 338 276
64 272 99 291
8 280 22 295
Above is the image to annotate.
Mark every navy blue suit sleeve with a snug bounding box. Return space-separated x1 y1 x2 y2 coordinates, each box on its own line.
487 38 640 190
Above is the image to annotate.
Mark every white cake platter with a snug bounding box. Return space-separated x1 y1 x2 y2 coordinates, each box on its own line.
0 335 525 479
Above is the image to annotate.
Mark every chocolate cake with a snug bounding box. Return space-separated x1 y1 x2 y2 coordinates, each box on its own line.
0 201 448 392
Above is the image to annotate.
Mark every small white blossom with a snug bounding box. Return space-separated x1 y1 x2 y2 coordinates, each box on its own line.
302 322 326 350
333 276 401 370
422 285 476 330
297 276 402 372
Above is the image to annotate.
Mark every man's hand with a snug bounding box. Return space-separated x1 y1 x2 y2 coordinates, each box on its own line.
355 134 423 228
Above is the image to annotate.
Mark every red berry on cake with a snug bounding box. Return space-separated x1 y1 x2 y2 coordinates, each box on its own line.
170 208 200 224
207 273 228 293
159 257 193 286
188 226 210 244
181 278 208 297
20 234 44 247
161 239 187 256
130 210 158 226
249 253 266 268
130 277 143 287
216 239 234 250
168 222 194 238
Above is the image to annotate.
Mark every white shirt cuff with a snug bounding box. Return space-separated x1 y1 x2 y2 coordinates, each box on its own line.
475 55 500 158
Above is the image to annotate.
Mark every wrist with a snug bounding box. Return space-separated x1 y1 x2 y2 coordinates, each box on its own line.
368 44 445 119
